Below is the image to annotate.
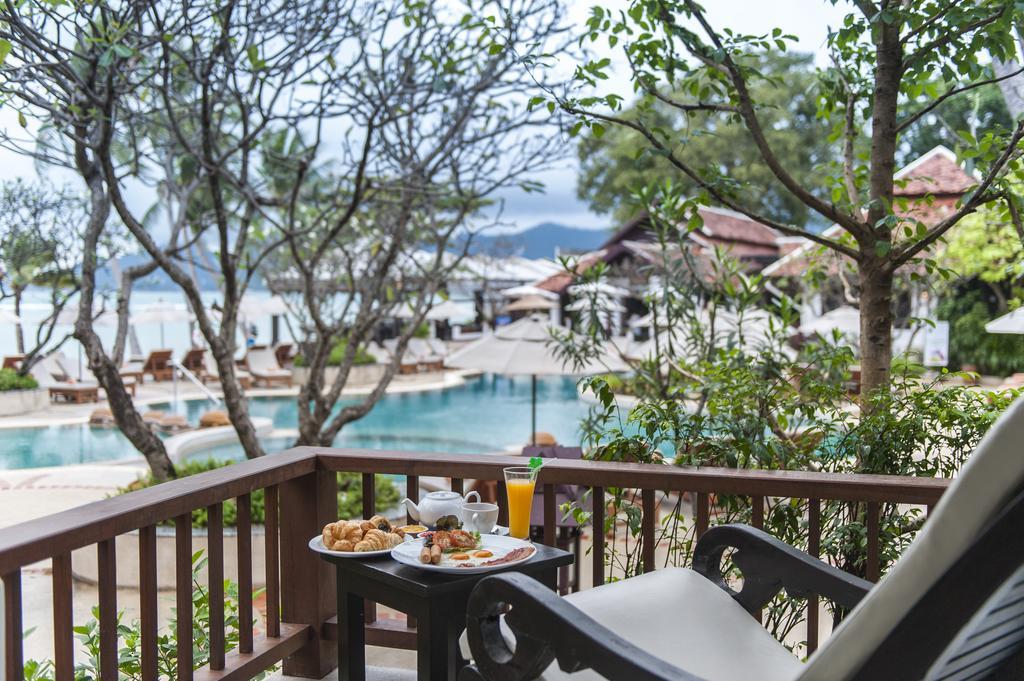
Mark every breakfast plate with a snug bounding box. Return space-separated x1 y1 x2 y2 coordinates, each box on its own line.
391 533 536 574
308 534 413 559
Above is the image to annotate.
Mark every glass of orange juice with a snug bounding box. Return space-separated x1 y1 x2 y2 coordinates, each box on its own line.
503 466 537 540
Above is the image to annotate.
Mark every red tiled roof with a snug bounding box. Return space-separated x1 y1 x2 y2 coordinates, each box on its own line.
894 148 975 197
602 207 779 250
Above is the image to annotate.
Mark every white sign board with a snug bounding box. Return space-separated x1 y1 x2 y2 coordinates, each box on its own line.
923 321 950 368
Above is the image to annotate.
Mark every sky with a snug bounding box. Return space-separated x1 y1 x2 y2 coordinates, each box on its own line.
0 1 856 236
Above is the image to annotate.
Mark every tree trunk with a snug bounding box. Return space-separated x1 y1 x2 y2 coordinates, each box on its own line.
13 289 24 355
76 171 176 482
858 259 894 403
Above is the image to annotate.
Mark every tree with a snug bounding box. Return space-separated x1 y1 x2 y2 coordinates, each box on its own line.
264 0 566 448
538 0 1024 400
577 51 834 226
0 180 83 367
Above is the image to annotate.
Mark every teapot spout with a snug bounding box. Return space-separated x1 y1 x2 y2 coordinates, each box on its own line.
400 498 420 522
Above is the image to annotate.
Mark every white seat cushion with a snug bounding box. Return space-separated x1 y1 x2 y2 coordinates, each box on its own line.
535 567 802 681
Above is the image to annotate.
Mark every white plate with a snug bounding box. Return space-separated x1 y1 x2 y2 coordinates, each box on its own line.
391 534 537 574
308 534 412 559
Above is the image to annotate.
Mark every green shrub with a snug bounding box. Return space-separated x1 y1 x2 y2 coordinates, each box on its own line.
937 289 1024 376
293 341 377 368
119 458 401 528
0 367 37 391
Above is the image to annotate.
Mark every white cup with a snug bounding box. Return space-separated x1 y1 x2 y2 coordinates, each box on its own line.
463 502 499 534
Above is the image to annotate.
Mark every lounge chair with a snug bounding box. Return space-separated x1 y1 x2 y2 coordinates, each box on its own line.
464 397 1024 681
245 345 292 387
383 339 420 375
141 349 174 381
119 357 145 385
180 348 207 379
2 355 23 370
27 352 135 402
273 342 294 368
203 355 253 390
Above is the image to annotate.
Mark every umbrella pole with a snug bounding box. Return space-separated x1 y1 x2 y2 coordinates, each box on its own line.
531 374 537 446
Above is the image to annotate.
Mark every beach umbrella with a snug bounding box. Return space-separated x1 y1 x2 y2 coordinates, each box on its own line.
501 295 556 314
566 297 626 313
799 305 860 338
445 314 627 444
133 303 191 347
238 294 290 318
500 284 558 300
986 307 1024 334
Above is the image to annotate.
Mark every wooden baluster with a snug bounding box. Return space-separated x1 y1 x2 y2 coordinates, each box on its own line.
543 483 556 546
866 502 880 582
807 499 821 655
264 485 281 639
280 469 337 677
176 513 193 681
237 494 253 654
139 525 159 681
3 570 22 681
450 477 463 496
208 503 226 670
52 553 74 679
751 495 764 529
592 486 605 587
696 492 710 538
362 473 377 625
97 539 117 681
926 503 935 519
497 480 509 527
406 475 420 525
641 489 656 573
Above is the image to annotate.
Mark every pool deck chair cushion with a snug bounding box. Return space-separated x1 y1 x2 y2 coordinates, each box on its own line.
142 349 174 381
462 397 1024 681
245 345 292 387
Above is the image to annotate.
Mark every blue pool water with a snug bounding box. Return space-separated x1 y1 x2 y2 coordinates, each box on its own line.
0 375 590 469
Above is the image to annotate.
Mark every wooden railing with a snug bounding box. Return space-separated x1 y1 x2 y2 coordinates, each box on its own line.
0 447 950 679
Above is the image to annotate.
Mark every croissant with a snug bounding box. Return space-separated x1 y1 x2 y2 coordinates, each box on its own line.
360 515 392 533
322 520 363 551
354 529 403 552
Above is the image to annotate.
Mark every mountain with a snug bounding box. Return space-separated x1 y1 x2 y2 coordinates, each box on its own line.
467 223 608 259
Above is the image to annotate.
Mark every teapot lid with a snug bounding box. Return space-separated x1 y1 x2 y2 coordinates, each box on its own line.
425 490 460 499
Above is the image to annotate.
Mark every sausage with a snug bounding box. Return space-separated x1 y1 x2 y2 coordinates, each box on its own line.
419 545 432 564
430 543 442 565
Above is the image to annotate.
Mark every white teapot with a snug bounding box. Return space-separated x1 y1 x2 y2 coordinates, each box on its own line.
400 490 480 527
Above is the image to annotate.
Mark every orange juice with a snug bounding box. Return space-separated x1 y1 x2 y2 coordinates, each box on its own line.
506 478 536 539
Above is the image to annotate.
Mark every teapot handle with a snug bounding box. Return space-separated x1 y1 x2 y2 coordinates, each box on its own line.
464 490 481 504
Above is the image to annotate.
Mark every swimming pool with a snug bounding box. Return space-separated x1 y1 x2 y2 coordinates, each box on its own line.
0 375 590 469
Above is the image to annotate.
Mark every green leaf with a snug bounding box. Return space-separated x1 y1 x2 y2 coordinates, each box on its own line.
528 456 544 471
0 39 11 65
487 43 502 55
17 111 26 128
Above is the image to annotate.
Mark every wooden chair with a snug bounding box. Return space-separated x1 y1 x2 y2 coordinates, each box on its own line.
463 398 1024 681
180 348 206 378
141 349 174 381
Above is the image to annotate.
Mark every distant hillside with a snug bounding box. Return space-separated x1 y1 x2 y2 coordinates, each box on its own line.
95 246 266 292
468 223 608 259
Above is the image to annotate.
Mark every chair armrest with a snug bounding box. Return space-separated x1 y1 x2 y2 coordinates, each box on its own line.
693 524 872 615
460 572 706 681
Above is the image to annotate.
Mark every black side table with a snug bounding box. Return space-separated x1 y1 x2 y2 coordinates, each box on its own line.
318 544 573 681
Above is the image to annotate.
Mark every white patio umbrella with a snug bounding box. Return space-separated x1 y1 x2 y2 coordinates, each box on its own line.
501 295 556 314
445 314 628 444
132 303 192 347
238 294 290 318
799 305 861 338
986 307 1024 334
499 284 559 300
566 298 626 313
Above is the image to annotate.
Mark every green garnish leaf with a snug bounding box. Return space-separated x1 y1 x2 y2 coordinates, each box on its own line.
529 456 544 470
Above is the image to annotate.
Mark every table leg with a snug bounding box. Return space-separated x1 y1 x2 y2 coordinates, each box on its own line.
337 577 366 681
417 601 461 681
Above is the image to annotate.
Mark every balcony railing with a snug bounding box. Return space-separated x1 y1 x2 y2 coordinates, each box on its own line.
0 447 950 680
